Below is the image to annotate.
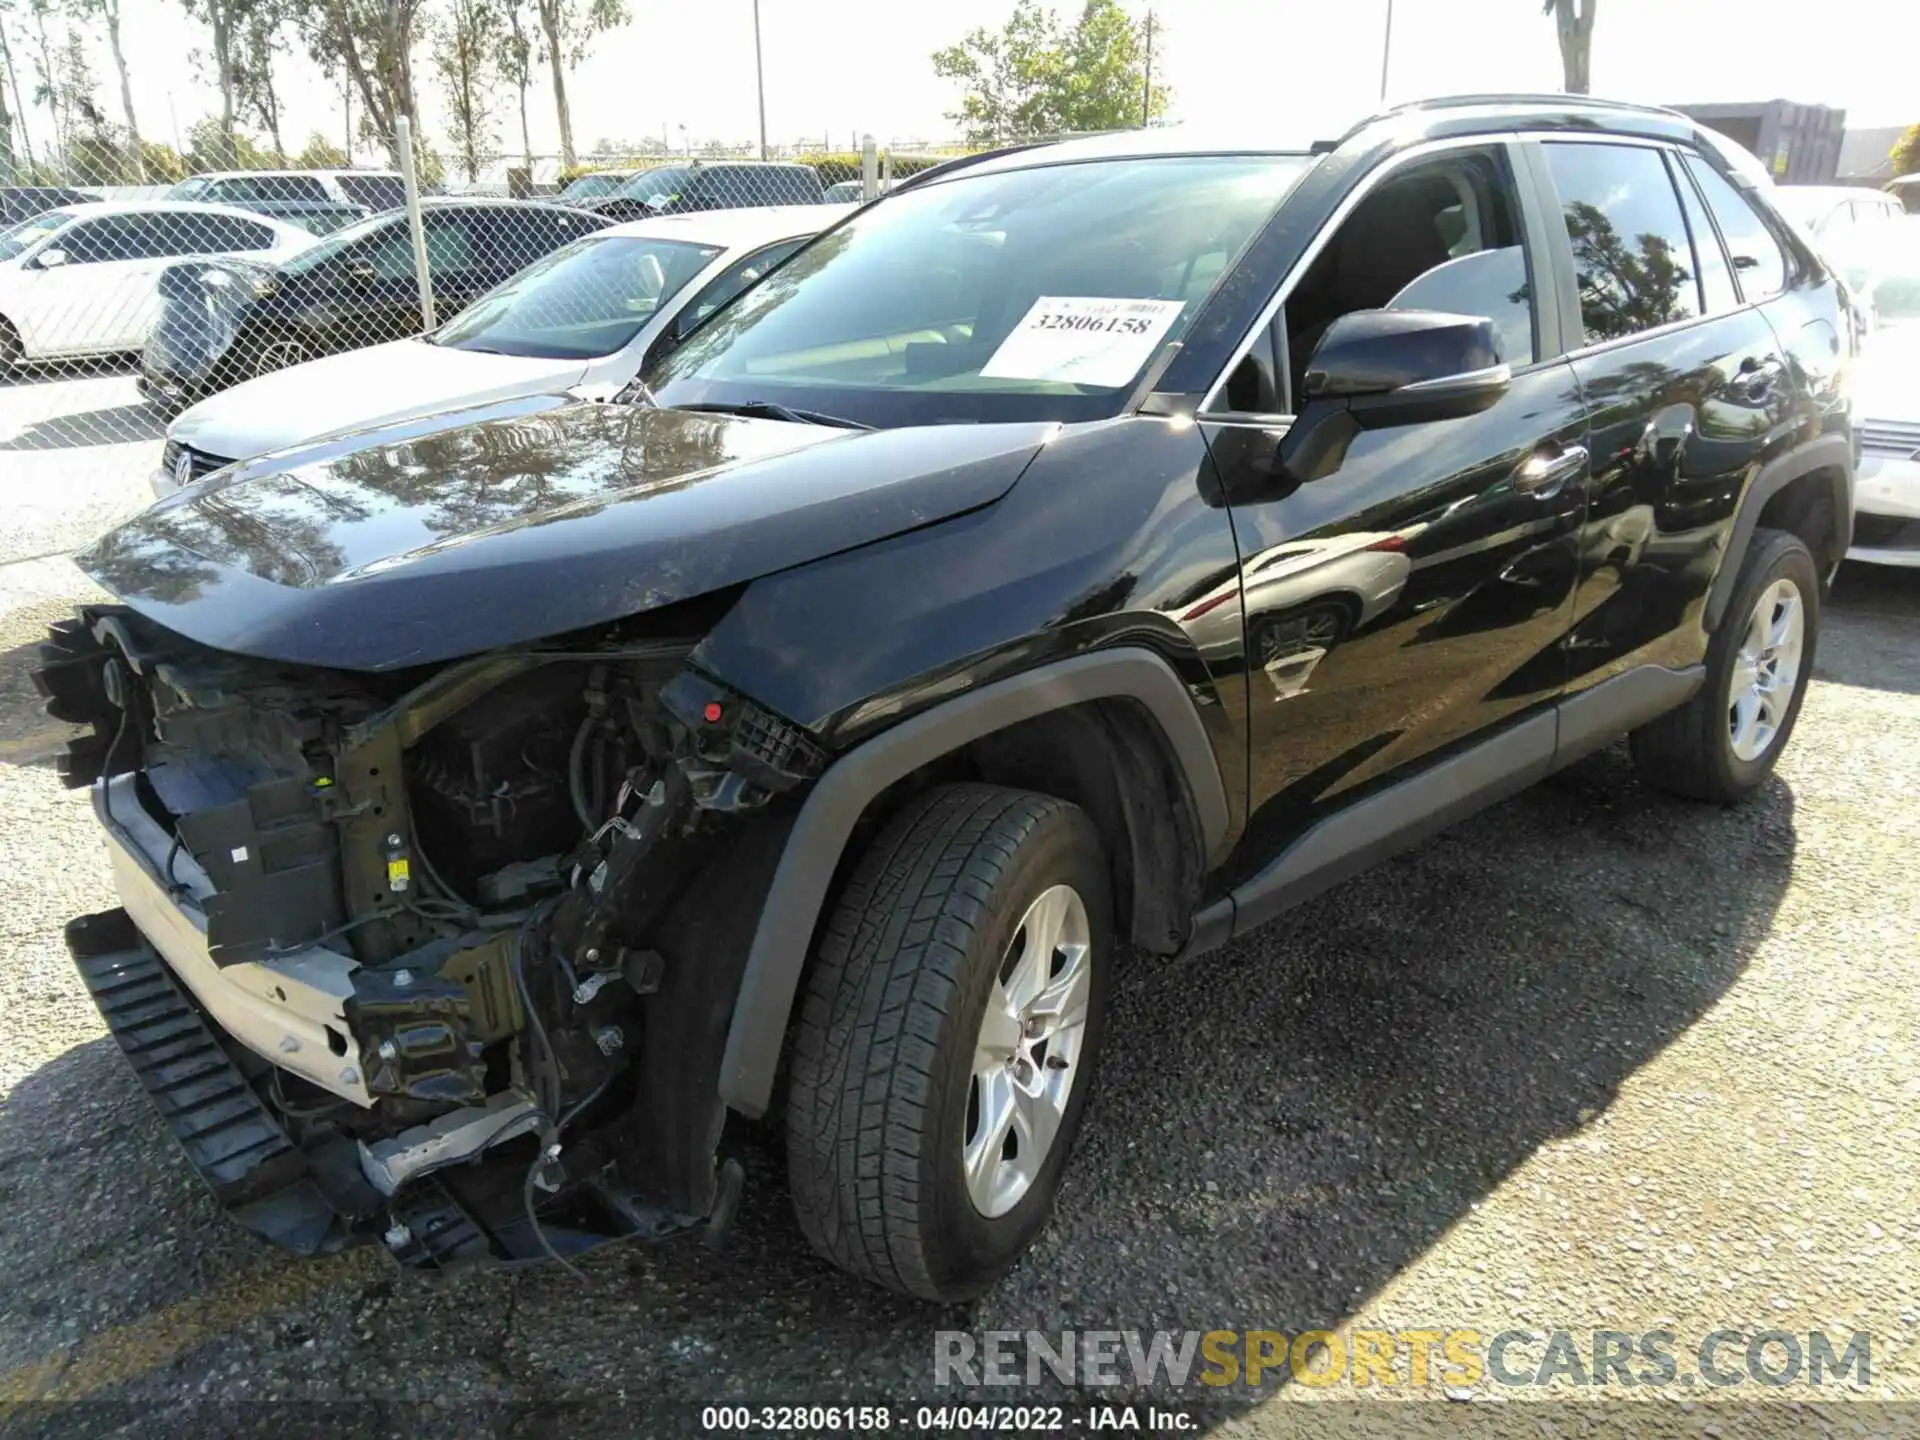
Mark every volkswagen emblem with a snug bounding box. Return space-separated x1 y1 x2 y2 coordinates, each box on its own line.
174 451 194 491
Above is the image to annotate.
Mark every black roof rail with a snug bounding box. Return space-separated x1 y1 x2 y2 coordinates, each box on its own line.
1318 92 1693 154
1382 92 1687 120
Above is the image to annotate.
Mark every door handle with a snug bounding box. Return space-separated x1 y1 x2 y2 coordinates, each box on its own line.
1515 443 1588 497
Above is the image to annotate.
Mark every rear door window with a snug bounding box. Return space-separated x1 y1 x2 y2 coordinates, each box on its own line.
1683 157 1791 302
1542 141 1703 343
247 175 330 203
60 215 160 263
355 218 480 281
141 210 276 255
336 174 405 211
478 208 595 270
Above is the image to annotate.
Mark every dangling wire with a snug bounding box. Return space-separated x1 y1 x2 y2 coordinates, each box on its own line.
506 899 620 1279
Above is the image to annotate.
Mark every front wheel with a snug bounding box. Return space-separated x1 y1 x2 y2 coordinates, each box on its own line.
1631 527 1819 803
252 338 311 377
785 783 1112 1300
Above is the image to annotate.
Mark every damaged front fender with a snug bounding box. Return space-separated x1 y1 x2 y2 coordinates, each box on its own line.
37 598 841 1265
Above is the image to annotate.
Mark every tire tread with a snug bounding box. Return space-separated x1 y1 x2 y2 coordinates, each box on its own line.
1631 526 1817 802
785 783 1069 1299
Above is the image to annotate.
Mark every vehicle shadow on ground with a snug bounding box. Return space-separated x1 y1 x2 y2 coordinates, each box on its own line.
0 637 84 766
0 743 1799 1426
1822 565 1920 696
0 402 165 452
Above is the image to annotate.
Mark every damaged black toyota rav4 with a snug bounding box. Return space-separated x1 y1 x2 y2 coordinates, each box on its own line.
39 98 1852 1300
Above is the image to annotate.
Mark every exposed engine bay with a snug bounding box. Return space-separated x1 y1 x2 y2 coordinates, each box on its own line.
36 603 826 1266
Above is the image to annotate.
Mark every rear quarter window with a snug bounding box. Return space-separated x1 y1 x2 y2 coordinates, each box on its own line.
1686 158 1791 302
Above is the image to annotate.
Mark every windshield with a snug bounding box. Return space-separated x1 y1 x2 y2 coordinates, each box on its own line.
614 166 696 203
0 209 74 262
649 154 1311 426
433 233 724 358
276 210 396 273
562 172 633 199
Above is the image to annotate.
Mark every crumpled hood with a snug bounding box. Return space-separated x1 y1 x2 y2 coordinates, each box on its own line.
81 399 1055 671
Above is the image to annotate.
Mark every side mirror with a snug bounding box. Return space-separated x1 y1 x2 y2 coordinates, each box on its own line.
35 248 68 269
1275 309 1509 486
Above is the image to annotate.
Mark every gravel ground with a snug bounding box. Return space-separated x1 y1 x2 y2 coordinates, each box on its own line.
0 375 1916 1435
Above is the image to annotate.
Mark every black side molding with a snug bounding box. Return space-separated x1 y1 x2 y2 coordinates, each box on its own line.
720 648 1229 1117
1183 663 1703 957
1705 432 1852 632
1554 663 1703 767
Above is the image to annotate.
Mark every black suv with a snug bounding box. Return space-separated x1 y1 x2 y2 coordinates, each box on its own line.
38 97 1851 1300
139 199 609 409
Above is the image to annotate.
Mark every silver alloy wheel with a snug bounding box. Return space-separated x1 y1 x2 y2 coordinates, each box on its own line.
964 883 1092 1219
1728 577 1806 763
255 340 309 375
1300 608 1344 649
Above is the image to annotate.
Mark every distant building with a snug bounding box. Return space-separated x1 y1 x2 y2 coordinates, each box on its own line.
1672 100 1846 184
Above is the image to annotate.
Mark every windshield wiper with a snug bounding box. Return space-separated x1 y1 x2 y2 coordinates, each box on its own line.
677 400 871 430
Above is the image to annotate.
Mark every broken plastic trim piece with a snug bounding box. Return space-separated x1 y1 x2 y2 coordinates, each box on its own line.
358 1092 542 1195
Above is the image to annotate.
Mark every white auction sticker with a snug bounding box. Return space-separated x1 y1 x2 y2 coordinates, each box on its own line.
979 296 1186 388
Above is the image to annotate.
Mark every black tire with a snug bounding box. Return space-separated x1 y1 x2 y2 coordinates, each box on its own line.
785 783 1112 1300
0 317 20 373
1631 527 1819 803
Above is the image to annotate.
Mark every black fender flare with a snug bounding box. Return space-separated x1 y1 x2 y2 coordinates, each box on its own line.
1704 432 1852 632
717 647 1231 1117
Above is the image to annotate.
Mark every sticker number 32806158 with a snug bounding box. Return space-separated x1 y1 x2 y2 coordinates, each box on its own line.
980 295 1186 388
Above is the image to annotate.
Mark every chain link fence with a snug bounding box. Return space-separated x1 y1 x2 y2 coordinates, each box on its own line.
0 125 1031 486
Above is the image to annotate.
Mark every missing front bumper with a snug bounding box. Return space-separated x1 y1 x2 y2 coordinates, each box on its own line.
75 783 739 1266
66 909 364 1256
94 773 374 1107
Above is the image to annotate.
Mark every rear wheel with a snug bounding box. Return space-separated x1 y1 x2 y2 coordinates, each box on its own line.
0 318 20 373
785 783 1111 1300
1631 527 1818 803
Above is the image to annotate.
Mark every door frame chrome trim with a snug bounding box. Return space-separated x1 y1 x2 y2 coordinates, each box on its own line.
1198 134 1549 416
1193 125 1762 418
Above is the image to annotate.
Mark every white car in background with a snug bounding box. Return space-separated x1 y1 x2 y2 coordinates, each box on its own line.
0 201 316 366
1841 217 1920 565
1772 184 1907 248
156 204 853 495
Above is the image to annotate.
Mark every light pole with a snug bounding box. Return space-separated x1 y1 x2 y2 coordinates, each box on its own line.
1140 10 1154 127
1379 0 1394 102
752 0 768 161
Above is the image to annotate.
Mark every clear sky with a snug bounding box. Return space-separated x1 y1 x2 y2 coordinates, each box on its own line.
17 0 1916 165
